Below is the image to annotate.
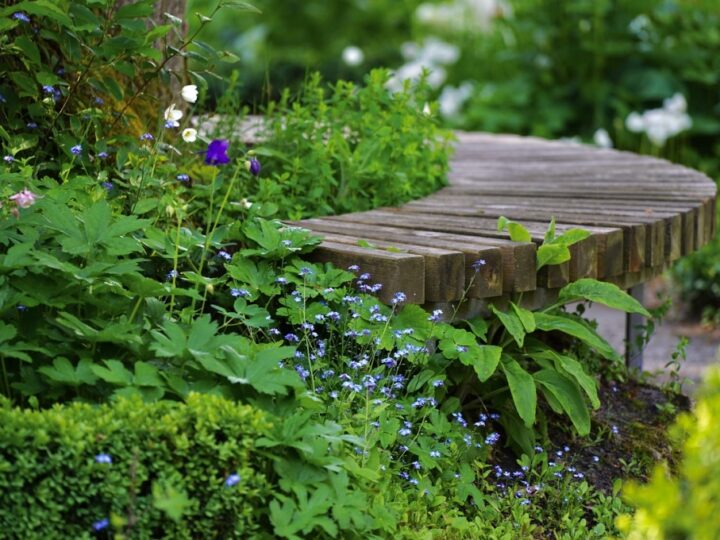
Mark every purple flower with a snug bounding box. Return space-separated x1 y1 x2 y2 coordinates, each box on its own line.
217 250 232 261
224 473 241 487
246 157 261 176
471 259 486 272
42 85 55 94
3 155 14 163
101 181 113 191
95 453 112 464
428 309 443 323
92 518 109 532
12 12 31 23
176 173 189 182
94 97 104 105
70 145 82 156
140 133 154 141
97 151 109 159
26 122 37 129
205 139 230 165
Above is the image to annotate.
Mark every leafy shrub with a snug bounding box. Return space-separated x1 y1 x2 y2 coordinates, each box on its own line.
617 366 720 539
0 393 273 538
225 70 454 219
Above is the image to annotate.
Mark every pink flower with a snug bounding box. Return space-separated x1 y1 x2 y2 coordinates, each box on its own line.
9 189 38 208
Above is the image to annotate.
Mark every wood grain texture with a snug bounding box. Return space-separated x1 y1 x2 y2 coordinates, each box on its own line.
292 131 716 304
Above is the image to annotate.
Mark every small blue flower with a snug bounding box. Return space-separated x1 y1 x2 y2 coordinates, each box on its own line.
166 269 179 281
95 453 112 464
348 264 360 272
176 173 189 182
97 151 109 159
471 259 486 272
26 122 37 129
164 120 179 129
70 144 82 156
592 455 600 463
92 518 109 532
3 155 14 163
284 333 299 343
140 133 154 141
298 266 312 277
485 432 501 446
217 250 232 261
12 12 31 23
42 85 55 94
391 291 407 305
611 425 620 435
224 473 241 487
101 181 113 191
231 288 250 298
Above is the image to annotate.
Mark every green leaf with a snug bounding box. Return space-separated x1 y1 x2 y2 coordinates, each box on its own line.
534 312 619 362
2 0 73 27
544 217 556 243
536 243 570 269
490 305 526 347
462 345 502 382
558 278 651 317
92 359 133 385
14 35 41 65
534 369 591 435
38 357 97 386
463 317 488 341
498 216 532 243
528 348 599 409
134 362 164 387
511 302 536 333
500 356 536 427
152 481 192 521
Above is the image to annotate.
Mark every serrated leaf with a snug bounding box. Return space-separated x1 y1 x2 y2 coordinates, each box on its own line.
92 359 133 385
134 362 164 387
558 278 651 317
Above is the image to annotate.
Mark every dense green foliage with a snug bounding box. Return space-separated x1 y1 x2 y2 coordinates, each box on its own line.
0 394 273 538
0 0 703 537
618 366 720 539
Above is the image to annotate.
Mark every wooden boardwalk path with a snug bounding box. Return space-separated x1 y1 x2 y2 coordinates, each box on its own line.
290 132 717 306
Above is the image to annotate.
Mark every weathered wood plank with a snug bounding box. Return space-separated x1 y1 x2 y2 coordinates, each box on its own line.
295 219 505 297
318 232 465 302
310 242 425 304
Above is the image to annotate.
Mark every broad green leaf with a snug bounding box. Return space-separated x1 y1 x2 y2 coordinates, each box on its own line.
534 369 591 435
536 243 570 269
498 216 532 243
500 356 536 427
462 345 502 382
534 312 619 361
553 228 591 247
529 348 599 409
558 278 651 317
490 305 526 347
511 302 536 333
464 317 488 341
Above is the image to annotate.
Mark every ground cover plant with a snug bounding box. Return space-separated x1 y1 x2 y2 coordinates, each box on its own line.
0 0 705 538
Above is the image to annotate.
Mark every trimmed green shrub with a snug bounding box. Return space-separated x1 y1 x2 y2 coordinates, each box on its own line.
618 366 720 539
0 394 273 539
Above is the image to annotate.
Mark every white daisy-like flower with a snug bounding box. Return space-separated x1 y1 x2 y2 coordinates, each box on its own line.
164 104 183 128
181 85 198 103
182 128 197 142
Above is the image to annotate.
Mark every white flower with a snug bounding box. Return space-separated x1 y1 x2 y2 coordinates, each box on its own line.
593 128 613 149
625 112 645 133
663 92 687 114
342 46 364 66
182 128 197 143
240 198 253 209
423 102 432 116
181 85 198 104
164 103 183 125
438 82 474 118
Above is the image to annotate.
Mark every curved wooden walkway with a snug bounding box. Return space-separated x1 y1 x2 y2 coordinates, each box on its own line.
292 132 717 305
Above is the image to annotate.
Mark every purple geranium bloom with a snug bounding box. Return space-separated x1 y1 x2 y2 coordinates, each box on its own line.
205 139 230 165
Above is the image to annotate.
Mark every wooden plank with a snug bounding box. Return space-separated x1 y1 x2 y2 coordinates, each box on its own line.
295 218 529 295
318 213 550 291
364 208 597 283
309 241 425 304
318 232 465 302
403 200 655 271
